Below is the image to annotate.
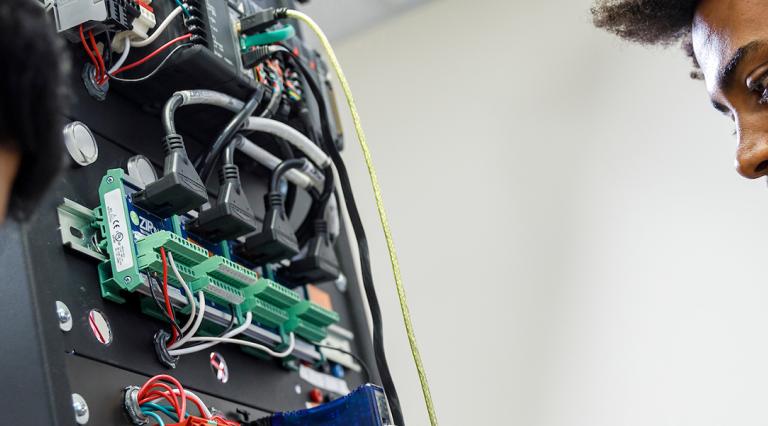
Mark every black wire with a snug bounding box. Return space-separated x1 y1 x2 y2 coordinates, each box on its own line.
109 44 193 83
104 30 114 70
272 138 298 216
217 304 238 337
276 46 405 426
315 344 371 384
195 88 264 184
271 158 308 193
149 275 182 337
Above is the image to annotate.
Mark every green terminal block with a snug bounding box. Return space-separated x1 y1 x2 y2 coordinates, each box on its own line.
79 169 343 357
191 275 246 307
285 300 340 343
137 251 200 285
247 278 302 309
193 256 259 289
246 297 290 328
136 230 210 266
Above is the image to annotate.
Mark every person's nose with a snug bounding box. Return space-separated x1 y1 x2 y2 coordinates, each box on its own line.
736 126 768 178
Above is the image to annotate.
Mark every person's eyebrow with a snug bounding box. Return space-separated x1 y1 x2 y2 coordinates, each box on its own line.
717 40 766 91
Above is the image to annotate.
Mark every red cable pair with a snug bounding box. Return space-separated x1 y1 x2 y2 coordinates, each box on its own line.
79 27 192 84
79 25 107 84
159 247 179 345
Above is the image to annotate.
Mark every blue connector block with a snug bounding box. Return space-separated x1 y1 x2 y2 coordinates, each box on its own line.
262 384 394 426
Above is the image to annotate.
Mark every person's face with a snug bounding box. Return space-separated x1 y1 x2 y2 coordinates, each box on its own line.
0 143 20 223
692 0 768 178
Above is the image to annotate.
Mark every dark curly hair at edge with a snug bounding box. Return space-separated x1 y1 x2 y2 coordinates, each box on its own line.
0 0 68 220
591 0 702 78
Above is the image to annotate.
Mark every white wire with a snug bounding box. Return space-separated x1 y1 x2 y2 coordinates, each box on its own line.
180 332 296 358
169 291 205 349
172 90 332 167
168 312 253 356
166 252 197 335
108 38 131 75
132 6 183 48
236 136 322 191
243 116 331 168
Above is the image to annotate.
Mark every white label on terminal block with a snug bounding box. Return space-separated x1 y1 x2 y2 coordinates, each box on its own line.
104 189 133 272
299 364 351 395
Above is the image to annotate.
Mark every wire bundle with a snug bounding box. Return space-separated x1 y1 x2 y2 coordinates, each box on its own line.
78 5 192 87
134 375 239 426
153 247 297 359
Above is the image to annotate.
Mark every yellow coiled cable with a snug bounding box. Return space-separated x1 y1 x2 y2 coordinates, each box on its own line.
285 9 438 426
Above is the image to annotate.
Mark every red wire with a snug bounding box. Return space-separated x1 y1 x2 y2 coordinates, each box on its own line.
159 247 178 345
112 33 192 76
79 26 100 81
140 389 181 417
138 375 188 420
88 30 107 84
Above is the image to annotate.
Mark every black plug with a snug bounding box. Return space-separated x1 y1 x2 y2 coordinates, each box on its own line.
237 8 282 35
235 158 307 264
279 219 340 286
242 45 272 69
187 164 257 242
132 134 208 218
235 191 300 265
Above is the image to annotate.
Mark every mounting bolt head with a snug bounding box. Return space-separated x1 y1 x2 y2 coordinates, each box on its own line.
334 273 348 293
56 301 72 332
124 276 132 284
72 393 89 424
106 176 115 184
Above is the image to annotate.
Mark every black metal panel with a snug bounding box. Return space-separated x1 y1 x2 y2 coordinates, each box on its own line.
0 0 380 422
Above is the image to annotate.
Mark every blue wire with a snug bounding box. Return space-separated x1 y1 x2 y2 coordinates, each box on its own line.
174 0 191 17
141 411 166 426
141 403 181 421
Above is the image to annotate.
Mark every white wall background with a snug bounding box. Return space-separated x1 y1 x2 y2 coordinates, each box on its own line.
302 0 768 424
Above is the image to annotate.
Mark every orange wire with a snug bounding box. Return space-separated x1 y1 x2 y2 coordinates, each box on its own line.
88 30 106 84
79 26 100 81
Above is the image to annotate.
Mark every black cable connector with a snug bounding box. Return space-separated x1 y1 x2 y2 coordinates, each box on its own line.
133 134 208 218
235 159 305 265
237 8 284 35
241 45 272 69
278 218 340 286
187 163 257 242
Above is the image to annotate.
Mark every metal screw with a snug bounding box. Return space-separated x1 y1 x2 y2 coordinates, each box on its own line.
72 393 89 424
56 301 72 332
124 276 132 284
106 176 114 183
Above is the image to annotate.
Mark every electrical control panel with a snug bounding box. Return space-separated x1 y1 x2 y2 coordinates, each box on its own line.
0 1 390 424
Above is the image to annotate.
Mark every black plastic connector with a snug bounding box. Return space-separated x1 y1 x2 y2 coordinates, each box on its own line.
235 192 300 265
105 0 141 31
237 8 280 35
279 219 340 286
242 46 272 69
187 164 257 242
132 134 208 218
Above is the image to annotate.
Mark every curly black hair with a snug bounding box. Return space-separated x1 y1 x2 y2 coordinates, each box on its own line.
0 0 68 219
591 0 701 77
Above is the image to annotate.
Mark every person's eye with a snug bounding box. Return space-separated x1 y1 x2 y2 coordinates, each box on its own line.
749 73 768 104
